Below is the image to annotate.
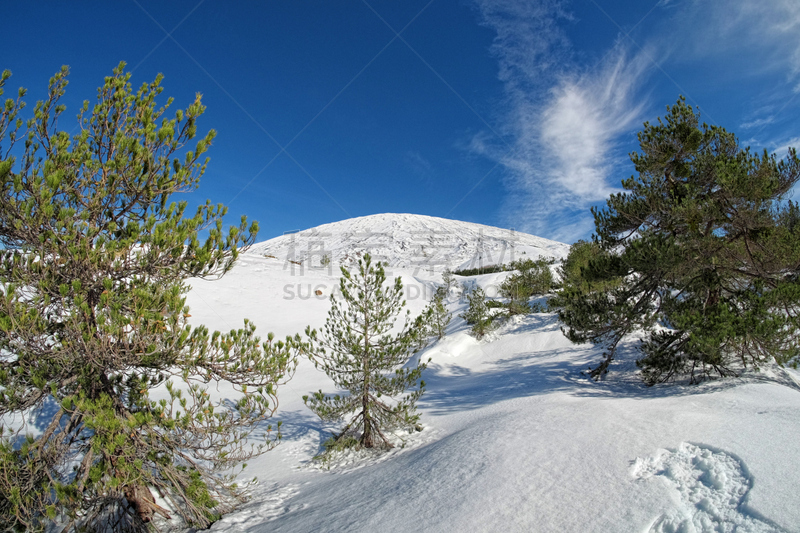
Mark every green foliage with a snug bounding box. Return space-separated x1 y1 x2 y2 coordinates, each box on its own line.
549 240 622 313
0 64 303 531
558 97 800 383
553 242 618 297
441 268 457 292
499 258 555 315
460 286 495 339
304 253 428 451
311 434 360 469
453 263 509 277
421 286 452 341
485 300 506 309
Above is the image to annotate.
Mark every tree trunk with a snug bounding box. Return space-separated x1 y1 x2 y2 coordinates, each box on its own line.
361 400 374 448
124 484 171 523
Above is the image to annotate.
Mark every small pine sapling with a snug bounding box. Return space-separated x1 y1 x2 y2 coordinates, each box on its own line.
441 268 457 293
303 254 428 451
416 304 434 351
500 258 555 315
426 286 452 340
460 286 495 339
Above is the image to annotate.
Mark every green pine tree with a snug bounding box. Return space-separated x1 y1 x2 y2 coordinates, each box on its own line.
303 253 428 451
460 286 494 339
441 268 456 293
0 64 302 531
548 240 622 314
499 258 554 315
423 286 452 340
558 97 800 383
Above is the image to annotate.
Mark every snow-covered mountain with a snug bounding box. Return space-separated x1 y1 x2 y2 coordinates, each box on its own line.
177 213 800 533
247 213 570 271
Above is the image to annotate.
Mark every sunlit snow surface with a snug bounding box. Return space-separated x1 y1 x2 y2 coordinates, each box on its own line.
248 212 569 272
633 443 786 532
177 215 800 533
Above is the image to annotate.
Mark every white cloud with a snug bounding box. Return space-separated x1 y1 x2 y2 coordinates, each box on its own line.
475 0 572 95
749 0 800 80
405 150 432 177
675 0 800 83
740 116 775 130
472 0 651 242
772 137 800 158
537 49 649 203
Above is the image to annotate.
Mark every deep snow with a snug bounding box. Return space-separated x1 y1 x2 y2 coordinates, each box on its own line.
248 212 569 272
178 215 800 532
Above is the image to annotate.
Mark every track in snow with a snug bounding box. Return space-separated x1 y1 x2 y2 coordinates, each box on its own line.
632 442 786 533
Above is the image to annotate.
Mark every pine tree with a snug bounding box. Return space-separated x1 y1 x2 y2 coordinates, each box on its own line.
551 241 617 298
499 258 554 315
460 286 494 339
423 286 452 340
441 268 456 293
303 254 428 450
558 97 800 383
0 65 302 531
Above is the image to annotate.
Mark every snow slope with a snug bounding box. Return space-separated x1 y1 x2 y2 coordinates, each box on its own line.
179 216 800 533
247 213 569 271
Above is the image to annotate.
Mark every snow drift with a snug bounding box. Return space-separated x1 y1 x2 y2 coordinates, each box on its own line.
178 214 800 532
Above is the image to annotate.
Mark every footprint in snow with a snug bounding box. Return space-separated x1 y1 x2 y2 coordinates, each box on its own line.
208 482 306 530
631 442 786 533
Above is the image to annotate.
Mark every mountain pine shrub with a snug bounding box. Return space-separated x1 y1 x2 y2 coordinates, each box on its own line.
0 65 302 531
423 286 452 340
499 258 554 315
460 286 495 339
441 268 457 293
558 97 800 383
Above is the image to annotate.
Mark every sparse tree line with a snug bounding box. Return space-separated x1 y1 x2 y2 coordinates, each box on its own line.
0 65 451 531
457 97 800 386
0 65 797 531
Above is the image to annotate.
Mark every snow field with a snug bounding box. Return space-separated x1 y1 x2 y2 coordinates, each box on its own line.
181 241 800 532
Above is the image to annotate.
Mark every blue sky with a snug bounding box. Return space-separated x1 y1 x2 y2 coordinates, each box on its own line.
4 1 800 244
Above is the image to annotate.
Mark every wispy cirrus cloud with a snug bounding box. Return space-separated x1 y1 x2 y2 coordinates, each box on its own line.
476 0 572 94
674 0 800 87
661 0 800 151
472 0 651 242
772 137 800 158
405 150 433 179
741 116 775 130
536 49 649 203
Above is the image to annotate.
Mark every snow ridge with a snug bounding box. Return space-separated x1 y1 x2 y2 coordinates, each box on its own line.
247 213 569 271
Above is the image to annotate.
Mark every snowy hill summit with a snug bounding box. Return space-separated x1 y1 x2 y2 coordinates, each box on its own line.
181 213 800 533
247 213 569 271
